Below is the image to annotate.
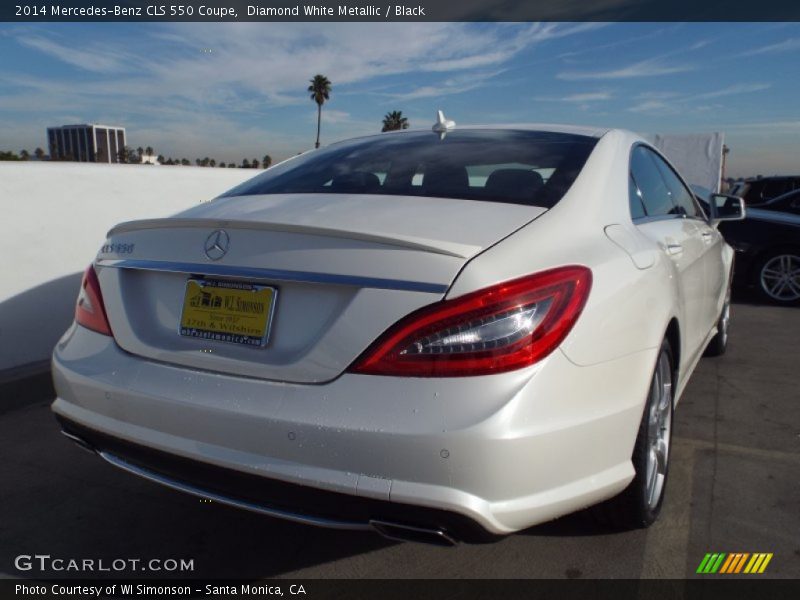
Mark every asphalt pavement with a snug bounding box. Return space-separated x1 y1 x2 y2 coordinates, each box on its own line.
1 299 798 580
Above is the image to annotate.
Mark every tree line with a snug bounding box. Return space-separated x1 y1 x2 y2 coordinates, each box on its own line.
117 146 273 168
0 148 45 161
0 146 273 169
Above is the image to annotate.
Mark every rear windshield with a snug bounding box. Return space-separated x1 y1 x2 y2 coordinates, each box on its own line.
221 129 598 208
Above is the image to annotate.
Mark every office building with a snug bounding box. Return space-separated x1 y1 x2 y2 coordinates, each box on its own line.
47 124 126 163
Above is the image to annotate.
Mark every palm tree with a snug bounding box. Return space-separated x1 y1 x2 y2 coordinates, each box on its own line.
308 74 332 149
242 158 250 168
252 158 259 169
262 155 272 169
34 147 45 160
381 111 409 132
145 146 153 158
20 149 30 160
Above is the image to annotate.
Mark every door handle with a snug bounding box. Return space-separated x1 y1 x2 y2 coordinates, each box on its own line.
666 243 684 256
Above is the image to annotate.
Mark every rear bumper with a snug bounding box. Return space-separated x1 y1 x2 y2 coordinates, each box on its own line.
56 415 483 544
51 324 656 535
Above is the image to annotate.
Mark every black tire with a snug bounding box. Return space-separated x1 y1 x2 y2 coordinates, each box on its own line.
592 339 675 529
753 248 800 306
704 287 730 357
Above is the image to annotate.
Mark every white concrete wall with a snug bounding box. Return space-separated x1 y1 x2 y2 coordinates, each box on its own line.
0 162 255 379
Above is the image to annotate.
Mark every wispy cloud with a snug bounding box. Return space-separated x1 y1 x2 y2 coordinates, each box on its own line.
628 82 771 114
694 83 770 99
420 23 595 72
18 35 133 73
534 91 612 103
689 40 711 50
635 91 682 100
390 70 505 101
558 59 693 81
562 91 612 102
556 25 681 61
739 38 800 57
9 23 596 109
628 100 676 114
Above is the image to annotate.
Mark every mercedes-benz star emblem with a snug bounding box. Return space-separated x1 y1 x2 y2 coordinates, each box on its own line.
204 229 230 261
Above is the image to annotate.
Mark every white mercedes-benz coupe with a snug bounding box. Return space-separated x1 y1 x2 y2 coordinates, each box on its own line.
52 119 745 545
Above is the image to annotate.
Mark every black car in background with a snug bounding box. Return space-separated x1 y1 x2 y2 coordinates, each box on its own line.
730 176 800 206
694 186 800 305
719 209 800 305
751 189 800 216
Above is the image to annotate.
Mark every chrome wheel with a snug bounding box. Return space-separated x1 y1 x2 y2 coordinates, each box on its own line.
591 340 674 528
645 351 672 510
760 254 800 302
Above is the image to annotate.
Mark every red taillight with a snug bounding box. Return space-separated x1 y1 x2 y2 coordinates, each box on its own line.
349 266 592 377
75 265 113 336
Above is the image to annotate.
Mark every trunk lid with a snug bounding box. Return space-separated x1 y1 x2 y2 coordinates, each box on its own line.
96 193 545 383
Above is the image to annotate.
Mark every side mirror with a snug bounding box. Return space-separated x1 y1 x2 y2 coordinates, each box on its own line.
711 194 746 222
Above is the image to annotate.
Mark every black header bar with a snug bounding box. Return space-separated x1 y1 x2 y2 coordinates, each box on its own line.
4 0 800 22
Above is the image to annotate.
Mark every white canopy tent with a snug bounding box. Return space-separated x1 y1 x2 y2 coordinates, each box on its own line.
643 132 725 194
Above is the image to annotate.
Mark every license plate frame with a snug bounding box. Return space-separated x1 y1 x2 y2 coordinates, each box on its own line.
178 278 278 348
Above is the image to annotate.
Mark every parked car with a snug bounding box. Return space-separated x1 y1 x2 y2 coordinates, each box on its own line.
52 121 743 546
722 213 800 304
694 185 800 305
730 175 800 206
749 189 800 216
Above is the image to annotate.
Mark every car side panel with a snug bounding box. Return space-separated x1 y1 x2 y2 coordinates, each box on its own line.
634 219 707 374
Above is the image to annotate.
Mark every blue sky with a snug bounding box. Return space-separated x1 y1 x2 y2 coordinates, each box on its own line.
1 22 799 176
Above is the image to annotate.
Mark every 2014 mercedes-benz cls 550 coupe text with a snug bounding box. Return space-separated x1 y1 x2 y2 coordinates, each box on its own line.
52 119 745 546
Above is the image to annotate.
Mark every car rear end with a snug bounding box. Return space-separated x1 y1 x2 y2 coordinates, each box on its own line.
52 127 651 541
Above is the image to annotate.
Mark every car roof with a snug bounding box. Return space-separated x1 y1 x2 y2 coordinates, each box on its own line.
743 175 800 182
766 188 800 202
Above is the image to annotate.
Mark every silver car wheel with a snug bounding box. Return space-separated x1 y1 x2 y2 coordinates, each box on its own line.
645 351 672 510
760 254 800 302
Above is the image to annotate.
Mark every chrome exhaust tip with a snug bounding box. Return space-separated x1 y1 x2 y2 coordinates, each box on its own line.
370 520 458 547
60 429 98 455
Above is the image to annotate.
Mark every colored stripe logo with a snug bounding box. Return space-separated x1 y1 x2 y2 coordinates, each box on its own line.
696 553 773 574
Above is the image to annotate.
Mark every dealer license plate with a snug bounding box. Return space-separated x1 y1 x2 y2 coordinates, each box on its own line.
179 279 277 347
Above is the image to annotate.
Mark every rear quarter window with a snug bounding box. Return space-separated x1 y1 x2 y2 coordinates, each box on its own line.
629 145 680 219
